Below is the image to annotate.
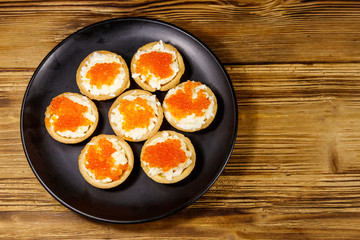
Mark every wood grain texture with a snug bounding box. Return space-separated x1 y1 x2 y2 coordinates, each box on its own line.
2 0 360 66
2 0 360 239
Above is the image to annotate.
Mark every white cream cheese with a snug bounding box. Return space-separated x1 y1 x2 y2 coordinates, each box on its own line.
132 40 179 90
80 52 126 97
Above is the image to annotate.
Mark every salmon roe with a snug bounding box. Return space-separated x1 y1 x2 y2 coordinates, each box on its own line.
86 62 121 89
164 81 211 120
118 97 155 131
136 51 174 79
85 138 128 181
142 138 187 172
46 96 92 132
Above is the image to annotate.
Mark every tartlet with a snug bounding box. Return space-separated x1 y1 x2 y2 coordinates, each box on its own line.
163 80 217 132
78 134 134 189
44 92 98 144
76 50 130 100
108 89 163 142
131 40 185 92
140 131 195 184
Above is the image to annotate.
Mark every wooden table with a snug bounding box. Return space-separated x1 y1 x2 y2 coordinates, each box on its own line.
2 1 360 239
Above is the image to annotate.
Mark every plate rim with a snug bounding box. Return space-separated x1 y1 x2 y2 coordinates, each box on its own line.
20 17 238 223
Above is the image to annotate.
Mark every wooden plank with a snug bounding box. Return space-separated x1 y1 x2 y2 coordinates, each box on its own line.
231 63 360 176
1 1 360 67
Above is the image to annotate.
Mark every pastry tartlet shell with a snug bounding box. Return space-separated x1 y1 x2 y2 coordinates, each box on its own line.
44 92 99 144
78 134 134 189
76 50 130 101
163 81 218 132
140 130 196 184
109 89 163 142
130 41 185 92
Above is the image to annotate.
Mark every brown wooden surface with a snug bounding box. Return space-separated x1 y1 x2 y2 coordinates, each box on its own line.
2 0 360 239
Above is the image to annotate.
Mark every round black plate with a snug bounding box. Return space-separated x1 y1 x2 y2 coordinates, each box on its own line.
20 18 237 223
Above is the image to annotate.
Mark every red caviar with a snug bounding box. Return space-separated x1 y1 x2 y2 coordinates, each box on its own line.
164 81 211 120
142 138 187 172
118 97 155 131
47 96 92 132
85 138 128 181
86 62 121 89
136 51 174 79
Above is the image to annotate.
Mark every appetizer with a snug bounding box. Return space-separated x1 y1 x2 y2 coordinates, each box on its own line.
163 80 217 132
131 40 184 92
78 134 134 189
76 50 130 100
109 89 163 142
140 131 195 184
44 92 98 144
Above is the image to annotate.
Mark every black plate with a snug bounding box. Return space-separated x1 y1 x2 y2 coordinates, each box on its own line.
20 18 237 223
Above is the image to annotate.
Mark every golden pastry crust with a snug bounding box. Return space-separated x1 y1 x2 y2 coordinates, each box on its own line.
76 50 130 100
130 41 185 92
140 131 196 184
44 92 98 144
78 134 134 189
163 81 218 132
108 89 163 142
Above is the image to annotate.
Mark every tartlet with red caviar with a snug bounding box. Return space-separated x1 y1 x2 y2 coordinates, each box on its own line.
163 80 217 132
44 92 98 144
140 131 195 184
76 50 130 100
78 134 134 189
108 89 163 142
131 40 185 92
